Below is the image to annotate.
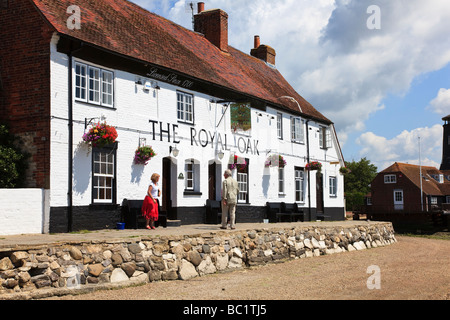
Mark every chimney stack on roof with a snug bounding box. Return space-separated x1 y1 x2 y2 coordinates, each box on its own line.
440 115 450 170
250 35 276 65
194 3 228 52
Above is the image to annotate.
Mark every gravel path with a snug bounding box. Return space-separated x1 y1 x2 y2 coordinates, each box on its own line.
45 236 449 301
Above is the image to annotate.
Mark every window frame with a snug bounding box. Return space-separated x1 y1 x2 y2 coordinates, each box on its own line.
185 159 195 191
183 159 202 195
236 158 249 204
329 176 337 197
430 196 438 205
277 113 283 140
278 166 285 195
92 146 117 204
74 61 115 108
177 91 194 124
75 62 87 102
101 70 114 107
237 172 248 203
88 66 101 105
384 174 397 184
295 167 305 202
393 189 404 210
291 117 304 143
319 126 332 149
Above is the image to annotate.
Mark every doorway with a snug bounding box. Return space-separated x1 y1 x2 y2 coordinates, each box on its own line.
208 163 216 200
316 172 324 214
208 161 222 201
393 189 404 210
162 157 175 220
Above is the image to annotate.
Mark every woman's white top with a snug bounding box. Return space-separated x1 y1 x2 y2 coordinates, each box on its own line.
149 181 160 199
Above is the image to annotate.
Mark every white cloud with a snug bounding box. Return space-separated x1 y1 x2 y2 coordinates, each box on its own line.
427 88 450 115
301 0 450 143
357 125 443 171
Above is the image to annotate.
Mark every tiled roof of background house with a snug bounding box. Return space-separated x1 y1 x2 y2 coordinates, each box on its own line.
31 0 330 123
381 162 450 196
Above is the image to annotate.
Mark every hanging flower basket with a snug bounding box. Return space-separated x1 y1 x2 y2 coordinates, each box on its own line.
229 155 248 173
82 122 118 148
305 161 322 172
265 154 287 168
339 166 351 175
134 145 157 165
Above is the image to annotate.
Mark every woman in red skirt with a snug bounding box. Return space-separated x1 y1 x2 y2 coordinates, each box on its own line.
141 173 161 229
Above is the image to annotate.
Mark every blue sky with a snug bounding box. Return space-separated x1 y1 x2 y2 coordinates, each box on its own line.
130 0 450 171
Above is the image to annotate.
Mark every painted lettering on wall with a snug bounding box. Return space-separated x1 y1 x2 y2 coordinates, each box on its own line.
190 127 259 156
148 120 259 156
147 68 194 89
148 120 180 143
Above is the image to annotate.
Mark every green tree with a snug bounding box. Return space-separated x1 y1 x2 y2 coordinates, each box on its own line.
0 124 29 188
344 158 377 211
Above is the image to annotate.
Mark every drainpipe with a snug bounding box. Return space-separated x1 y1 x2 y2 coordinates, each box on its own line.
68 47 73 233
306 119 312 221
67 41 83 232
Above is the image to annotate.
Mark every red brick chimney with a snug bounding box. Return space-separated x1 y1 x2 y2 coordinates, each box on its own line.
250 35 276 65
254 35 260 49
197 2 205 13
194 3 228 52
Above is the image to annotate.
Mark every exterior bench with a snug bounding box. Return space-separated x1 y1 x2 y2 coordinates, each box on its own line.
267 202 304 222
205 199 222 224
121 199 167 229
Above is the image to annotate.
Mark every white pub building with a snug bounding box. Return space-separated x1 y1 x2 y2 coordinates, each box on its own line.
0 0 345 232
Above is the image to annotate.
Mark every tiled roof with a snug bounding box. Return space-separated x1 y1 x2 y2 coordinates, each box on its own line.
31 0 330 123
381 162 450 196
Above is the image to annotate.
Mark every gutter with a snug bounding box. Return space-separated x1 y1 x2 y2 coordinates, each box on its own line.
306 119 312 221
68 47 74 232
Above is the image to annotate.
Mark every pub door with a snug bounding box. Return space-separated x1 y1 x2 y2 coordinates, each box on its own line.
316 172 324 215
208 163 217 200
162 157 176 220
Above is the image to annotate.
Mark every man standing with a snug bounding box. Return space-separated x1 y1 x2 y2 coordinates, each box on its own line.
221 169 240 229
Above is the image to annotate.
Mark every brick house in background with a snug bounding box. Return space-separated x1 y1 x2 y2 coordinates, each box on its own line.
366 162 450 213
364 115 450 226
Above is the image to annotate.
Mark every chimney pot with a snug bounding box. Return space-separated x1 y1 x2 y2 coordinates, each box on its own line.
198 2 204 13
254 35 260 49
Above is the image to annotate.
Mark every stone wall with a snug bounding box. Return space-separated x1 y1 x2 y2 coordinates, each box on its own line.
0 222 396 299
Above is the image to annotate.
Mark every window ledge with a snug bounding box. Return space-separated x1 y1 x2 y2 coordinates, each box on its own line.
74 99 116 110
183 191 202 196
89 203 119 210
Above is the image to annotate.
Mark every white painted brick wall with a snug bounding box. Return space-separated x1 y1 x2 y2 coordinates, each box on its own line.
0 189 48 235
49 35 345 214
